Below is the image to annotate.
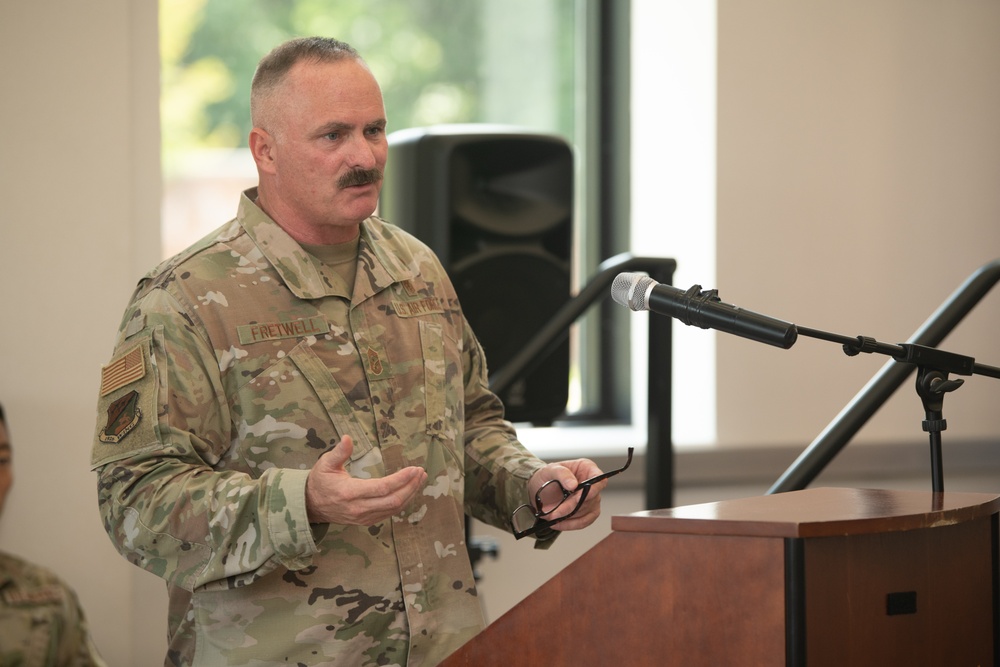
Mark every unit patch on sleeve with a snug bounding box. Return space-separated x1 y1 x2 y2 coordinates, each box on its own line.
99 390 142 444
100 344 146 396
92 334 158 468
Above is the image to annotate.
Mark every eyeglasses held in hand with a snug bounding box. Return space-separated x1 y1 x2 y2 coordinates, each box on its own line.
509 447 634 540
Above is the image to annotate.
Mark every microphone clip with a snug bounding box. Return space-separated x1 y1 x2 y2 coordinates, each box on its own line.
678 285 721 328
842 335 879 357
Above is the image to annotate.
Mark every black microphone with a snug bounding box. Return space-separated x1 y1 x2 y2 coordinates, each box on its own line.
611 272 798 349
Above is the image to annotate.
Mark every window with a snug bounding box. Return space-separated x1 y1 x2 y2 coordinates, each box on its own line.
631 0 717 445
160 0 613 420
162 0 580 254
160 0 717 448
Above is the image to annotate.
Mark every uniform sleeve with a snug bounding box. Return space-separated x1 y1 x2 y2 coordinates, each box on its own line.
92 287 320 592
459 320 551 539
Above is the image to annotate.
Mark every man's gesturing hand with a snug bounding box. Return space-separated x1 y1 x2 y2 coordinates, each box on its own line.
305 435 428 525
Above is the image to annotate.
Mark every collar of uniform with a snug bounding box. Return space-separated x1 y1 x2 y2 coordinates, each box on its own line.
354 216 421 301
237 189 417 300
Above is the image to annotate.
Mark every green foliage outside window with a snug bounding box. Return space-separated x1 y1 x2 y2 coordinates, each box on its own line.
161 0 578 164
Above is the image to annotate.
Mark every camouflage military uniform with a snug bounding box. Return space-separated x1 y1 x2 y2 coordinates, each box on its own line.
92 190 548 666
0 551 107 666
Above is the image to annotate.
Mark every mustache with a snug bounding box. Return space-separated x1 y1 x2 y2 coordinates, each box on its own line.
338 167 384 188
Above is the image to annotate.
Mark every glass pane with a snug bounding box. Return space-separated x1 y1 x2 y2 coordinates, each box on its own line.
160 0 595 419
161 0 579 255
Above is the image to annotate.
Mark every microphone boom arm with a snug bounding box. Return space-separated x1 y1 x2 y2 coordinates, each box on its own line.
615 265 1000 494
790 324 1000 493
769 259 1000 494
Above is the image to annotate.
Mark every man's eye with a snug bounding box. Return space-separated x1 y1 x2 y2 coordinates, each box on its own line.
325 132 340 140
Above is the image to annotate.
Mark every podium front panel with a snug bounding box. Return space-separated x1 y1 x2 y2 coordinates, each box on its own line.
443 488 1000 666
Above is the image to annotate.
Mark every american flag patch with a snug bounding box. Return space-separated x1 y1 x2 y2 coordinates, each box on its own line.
100 344 146 396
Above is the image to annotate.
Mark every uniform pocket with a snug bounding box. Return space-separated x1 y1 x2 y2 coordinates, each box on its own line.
234 342 375 476
419 320 464 468
420 320 447 436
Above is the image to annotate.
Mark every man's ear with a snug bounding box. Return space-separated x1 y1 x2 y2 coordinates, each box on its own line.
249 127 277 174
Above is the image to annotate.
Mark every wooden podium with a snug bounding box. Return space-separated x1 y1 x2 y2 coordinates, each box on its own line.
443 487 1000 666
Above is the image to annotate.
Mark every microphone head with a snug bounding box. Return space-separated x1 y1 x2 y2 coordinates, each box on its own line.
611 272 657 311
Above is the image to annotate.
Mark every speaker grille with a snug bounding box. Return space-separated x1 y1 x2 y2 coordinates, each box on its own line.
382 126 573 424
450 138 572 236
452 247 570 423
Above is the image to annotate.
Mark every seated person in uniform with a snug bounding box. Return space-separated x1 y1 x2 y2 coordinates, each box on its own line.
0 402 107 666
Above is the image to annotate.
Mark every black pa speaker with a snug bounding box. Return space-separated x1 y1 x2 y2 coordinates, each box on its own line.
380 126 573 424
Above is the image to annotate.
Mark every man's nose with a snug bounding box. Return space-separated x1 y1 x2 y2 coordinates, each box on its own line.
347 133 380 168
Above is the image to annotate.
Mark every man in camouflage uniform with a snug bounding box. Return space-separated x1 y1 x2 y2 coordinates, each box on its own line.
0 404 107 666
92 37 608 666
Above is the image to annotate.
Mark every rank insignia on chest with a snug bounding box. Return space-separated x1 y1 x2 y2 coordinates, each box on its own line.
366 346 384 376
99 390 142 444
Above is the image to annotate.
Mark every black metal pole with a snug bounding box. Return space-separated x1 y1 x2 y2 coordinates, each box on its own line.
768 258 1000 494
645 264 675 510
488 253 677 510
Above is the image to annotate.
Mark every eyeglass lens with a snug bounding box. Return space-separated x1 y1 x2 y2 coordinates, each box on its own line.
509 447 634 538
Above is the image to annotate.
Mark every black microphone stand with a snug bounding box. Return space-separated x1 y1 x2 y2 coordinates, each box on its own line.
795 325 1000 493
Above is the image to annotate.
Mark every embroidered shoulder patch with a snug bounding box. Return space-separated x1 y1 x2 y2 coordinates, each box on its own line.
100 344 146 396
99 390 142 444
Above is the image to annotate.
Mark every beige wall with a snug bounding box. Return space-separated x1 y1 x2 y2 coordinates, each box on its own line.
716 0 1000 448
0 2 163 664
0 1 997 665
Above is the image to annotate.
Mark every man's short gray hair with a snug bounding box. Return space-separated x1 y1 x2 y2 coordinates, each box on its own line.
250 37 363 129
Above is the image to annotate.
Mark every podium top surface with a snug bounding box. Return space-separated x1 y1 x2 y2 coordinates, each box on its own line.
612 487 1000 538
